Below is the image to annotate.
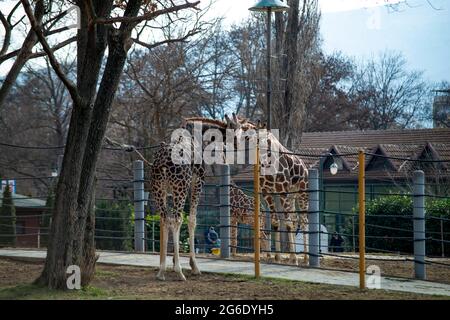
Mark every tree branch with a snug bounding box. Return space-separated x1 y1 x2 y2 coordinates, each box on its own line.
0 36 76 64
0 11 12 57
20 0 81 105
95 1 200 25
132 29 201 50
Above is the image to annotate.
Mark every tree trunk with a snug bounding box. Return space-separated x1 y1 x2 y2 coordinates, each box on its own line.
282 0 300 148
35 1 112 289
81 181 98 286
34 99 93 289
35 0 137 289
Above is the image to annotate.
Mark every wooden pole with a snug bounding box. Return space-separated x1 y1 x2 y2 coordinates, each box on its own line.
254 143 261 278
358 150 366 289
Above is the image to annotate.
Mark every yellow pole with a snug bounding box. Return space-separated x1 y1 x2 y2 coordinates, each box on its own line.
358 150 366 289
254 143 261 278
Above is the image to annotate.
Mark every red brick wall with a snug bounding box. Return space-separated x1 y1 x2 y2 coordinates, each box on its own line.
16 210 42 248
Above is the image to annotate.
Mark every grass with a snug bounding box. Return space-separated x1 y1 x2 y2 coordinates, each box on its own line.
0 284 111 300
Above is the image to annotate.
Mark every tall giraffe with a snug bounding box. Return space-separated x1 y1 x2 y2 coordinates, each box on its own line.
150 115 243 281
230 184 270 256
231 117 309 265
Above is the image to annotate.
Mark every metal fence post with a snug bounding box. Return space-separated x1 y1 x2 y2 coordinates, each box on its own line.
134 160 145 252
441 216 445 258
254 145 261 278
308 169 320 267
413 170 426 280
220 164 230 259
358 150 366 289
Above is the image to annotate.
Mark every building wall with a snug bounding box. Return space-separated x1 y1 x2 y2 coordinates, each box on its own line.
16 210 41 248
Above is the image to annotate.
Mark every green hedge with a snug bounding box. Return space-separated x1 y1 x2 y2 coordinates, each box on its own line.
0 185 16 247
95 201 133 251
145 214 190 253
345 196 450 256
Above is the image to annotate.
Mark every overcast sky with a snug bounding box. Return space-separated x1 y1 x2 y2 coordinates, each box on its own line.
214 0 450 84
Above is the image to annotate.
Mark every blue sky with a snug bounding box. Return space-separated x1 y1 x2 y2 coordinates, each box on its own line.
215 0 450 84
1 0 448 83
320 2 450 83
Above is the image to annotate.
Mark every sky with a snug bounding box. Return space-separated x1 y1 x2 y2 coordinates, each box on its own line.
0 0 449 83
211 0 450 84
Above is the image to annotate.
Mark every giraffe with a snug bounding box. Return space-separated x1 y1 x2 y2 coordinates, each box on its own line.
150 115 243 281
230 184 270 256
229 117 310 265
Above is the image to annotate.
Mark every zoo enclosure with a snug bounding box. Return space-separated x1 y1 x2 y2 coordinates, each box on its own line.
0 141 449 287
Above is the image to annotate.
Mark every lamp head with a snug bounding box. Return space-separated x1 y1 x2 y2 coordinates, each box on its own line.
249 0 289 12
330 162 339 175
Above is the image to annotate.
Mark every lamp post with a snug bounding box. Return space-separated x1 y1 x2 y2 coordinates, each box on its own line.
249 0 289 129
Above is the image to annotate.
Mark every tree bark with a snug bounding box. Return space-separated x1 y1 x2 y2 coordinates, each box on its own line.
27 0 200 289
35 0 113 289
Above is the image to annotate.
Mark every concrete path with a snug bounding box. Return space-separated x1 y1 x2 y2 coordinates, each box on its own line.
1 249 449 297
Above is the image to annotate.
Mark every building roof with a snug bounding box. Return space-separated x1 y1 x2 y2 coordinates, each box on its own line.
0 193 46 208
299 128 450 148
229 128 450 183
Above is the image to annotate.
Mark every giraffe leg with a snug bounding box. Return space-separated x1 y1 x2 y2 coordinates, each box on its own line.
302 216 309 264
168 183 189 281
170 216 186 281
299 192 309 264
281 195 298 266
156 217 169 280
286 221 298 266
230 217 238 256
151 179 170 281
260 213 270 256
273 221 281 262
188 214 200 275
263 195 277 260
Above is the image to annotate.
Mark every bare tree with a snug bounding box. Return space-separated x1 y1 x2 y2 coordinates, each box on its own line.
272 0 321 147
432 81 450 128
18 0 204 289
228 16 266 119
0 56 74 195
0 1 76 108
350 51 430 130
304 52 356 132
110 44 203 147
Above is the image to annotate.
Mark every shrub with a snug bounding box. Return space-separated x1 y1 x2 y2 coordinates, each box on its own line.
40 185 55 248
95 201 133 251
345 196 449 256
146 214 190 253
0 185 16 247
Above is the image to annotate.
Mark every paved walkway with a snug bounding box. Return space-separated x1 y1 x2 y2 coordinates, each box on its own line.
1 249 449 297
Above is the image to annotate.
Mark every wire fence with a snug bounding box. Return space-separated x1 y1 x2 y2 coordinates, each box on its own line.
0 141 449 284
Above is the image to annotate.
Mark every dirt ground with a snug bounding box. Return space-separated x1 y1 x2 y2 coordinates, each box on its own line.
0 258 448 300
216 253 450 285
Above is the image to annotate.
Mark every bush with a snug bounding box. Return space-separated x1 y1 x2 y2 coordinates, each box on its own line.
345 196 450 256
145 214 190 253
95 201 133 251
0 185 16 247
40 185 55 248
425 198 450 256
